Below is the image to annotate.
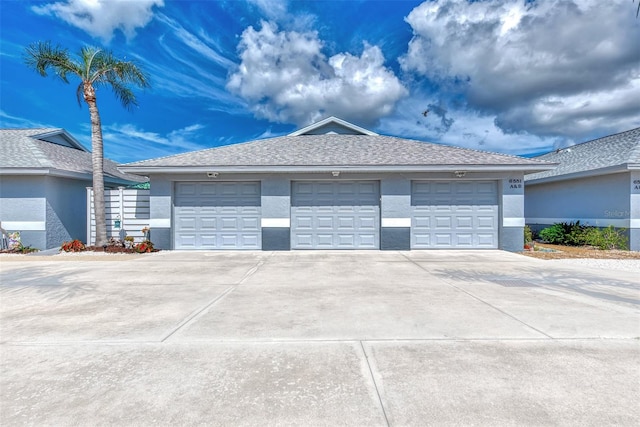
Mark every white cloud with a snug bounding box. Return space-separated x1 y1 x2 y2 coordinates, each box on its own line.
0 110 54 129
377 96 562 156
32 0 164 43
102 122 205 162
247 0 289 21
400 0 640 139
227 21 407 127
155 13 235 69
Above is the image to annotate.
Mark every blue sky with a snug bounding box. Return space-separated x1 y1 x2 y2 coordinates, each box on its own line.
1 0 639 163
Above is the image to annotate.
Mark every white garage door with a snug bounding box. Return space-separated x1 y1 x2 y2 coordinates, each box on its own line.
174 182 261 250
411 181 498 249
291 181 380 249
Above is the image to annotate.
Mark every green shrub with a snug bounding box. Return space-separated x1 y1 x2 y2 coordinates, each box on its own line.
524 225 533 245
539 223 565 244
583 226 628 250
539 222 628 250
539 221 590 245
563 221 590 246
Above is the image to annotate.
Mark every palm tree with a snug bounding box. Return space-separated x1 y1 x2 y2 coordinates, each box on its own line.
25 41 150 246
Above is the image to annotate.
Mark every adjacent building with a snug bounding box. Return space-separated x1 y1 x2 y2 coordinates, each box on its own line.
0 128 146 249
525 128 640 251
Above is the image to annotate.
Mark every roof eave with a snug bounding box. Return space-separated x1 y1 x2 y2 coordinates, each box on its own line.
0 167 144 184
119 164 556 174
525 164 630 184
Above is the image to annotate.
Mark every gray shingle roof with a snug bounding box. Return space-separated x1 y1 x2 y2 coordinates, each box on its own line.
0 128 146 183
123 134 551 170
526 128 640 182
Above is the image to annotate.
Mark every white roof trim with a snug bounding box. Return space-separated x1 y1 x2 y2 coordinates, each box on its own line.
120 164 556 174
288 116 378 136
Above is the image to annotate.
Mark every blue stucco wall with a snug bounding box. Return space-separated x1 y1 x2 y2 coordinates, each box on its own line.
45 176 89 249
526 173 629 223
525 172 637 251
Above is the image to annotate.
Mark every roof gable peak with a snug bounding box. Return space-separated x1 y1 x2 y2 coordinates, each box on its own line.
31 129 89 152
288 116 378 136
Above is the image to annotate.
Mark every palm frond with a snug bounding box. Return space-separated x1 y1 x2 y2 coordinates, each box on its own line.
92 51 151 88
99 78 138 110
24 41 80 83
75 82 84 107
24 41 150 110
80 45 104 80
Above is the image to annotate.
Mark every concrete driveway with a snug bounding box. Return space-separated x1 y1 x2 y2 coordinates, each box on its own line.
1 250 638 426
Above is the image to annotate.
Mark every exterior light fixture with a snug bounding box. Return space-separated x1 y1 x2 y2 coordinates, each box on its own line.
332 171 340 177
207 172 219 178
454 171 466 178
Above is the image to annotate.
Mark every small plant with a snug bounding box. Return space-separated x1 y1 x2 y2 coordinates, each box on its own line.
133 240 154 253
108 237 124 247
61 239 86 252
124 235 135 249
6 243 38 254
524 225 533 246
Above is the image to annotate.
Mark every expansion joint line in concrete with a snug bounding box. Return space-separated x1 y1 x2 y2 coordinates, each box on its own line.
160 255 273 343
359 341 391 427
401 253 554 340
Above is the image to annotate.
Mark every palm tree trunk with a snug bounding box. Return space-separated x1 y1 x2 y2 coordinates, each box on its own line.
85 85 107 246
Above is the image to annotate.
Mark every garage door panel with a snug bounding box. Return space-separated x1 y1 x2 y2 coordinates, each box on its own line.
317 216 334 229
291 181 380 249
174 182 261 250
176 183 197 196
359 234 377 248
435 182 452 194
477 182 496 194
434 234 452 246
294 216 313 229
477 216 496 229
477 233 496 246
414 217 430 228
414 233 430 246
337 234 355 246
412 181 498 249
456 182 474 194
200 234 217 248
200 217 217 230
295 234 313 248
177 216 197 231
456 234 473 246
338 217 355 229
456 216 473 229
359 217 376 230
435 216 452 228
317 234 334 247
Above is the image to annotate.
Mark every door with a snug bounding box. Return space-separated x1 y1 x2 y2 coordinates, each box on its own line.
291 181 380 249
174 181 261 249
411 181 498 248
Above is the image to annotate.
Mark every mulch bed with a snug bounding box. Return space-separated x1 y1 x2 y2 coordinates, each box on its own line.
520 243 640 260
80 246 158 254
